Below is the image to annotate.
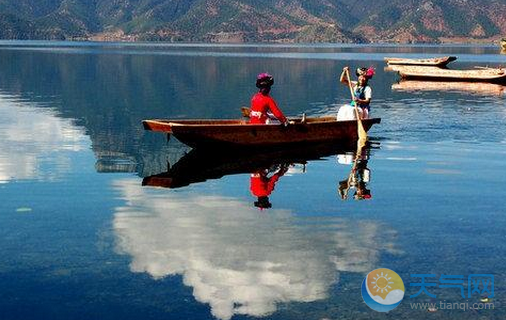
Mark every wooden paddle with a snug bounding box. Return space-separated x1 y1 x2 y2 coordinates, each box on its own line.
473 66 498 71
345 68 368 143
241 106 251 118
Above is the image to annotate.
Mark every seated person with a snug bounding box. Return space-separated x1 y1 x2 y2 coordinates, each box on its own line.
250 73 288 125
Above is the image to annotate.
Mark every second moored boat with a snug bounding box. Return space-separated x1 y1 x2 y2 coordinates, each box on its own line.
393 66 506 83
384 56 457 67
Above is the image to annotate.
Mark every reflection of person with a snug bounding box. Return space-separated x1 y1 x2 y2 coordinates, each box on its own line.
250 164 289 209
339 66 374 119
354 181 371 200
250 73 288 125
337 151 372 201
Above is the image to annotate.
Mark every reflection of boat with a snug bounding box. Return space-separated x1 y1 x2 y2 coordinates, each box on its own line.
384 56 457 67
143 141 366 189
394 66 506 83
392 80 506 96
142 117 381 149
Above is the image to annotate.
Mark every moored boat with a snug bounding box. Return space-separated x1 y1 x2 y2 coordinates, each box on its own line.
142 116 381 149
392 80 505 96
394 66 506 83
384 56 457 67
501 38 506 50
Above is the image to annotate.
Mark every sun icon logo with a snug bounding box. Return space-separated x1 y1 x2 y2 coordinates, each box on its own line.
371 271 394 296
361 268 405 312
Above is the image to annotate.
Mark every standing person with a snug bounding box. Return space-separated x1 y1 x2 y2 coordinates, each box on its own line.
250 73 288 125
339 66 374 119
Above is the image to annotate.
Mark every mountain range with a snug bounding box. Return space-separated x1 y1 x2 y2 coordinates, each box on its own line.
0 0 505 43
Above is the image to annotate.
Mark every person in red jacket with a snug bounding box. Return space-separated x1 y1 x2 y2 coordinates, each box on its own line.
250 73 288 125
250 164 289 209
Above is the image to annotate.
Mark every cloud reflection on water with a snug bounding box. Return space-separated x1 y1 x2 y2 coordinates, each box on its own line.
113 179 399 320
0 94 88 183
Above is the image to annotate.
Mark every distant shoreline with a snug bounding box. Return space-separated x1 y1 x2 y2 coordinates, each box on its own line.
0 37 503 46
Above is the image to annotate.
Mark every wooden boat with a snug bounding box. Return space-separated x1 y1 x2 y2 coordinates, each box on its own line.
142 116 381 149
501 38 506 50
394 66 506 83
392 80 505 96
384 56 457 67
142 141 369 189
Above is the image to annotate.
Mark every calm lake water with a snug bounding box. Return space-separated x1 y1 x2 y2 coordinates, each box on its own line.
0 41 505 320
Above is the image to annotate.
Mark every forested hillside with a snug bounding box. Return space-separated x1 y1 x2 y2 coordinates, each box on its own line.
0 0 504 42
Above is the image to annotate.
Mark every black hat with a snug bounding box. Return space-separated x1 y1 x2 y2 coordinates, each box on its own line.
356 67 375 79
356 67 368 77
254 196 272 209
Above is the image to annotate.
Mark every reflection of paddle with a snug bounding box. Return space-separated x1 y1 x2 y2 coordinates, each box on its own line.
345 69 368 143
342 140 366 199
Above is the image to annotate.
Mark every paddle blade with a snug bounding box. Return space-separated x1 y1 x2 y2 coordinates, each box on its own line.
357 128 367 151
353 103 368 143
357 119 368 143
